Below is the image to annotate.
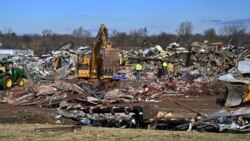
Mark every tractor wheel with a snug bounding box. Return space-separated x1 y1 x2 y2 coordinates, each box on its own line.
17 78 25 87
3 75 13 90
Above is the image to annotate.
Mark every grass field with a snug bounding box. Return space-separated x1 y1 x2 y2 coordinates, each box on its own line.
0 124 249 141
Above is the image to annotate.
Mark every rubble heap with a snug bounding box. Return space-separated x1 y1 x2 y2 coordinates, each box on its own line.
0 41 250 133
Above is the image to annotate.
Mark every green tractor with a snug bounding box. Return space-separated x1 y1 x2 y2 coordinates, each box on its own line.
0 59 26 89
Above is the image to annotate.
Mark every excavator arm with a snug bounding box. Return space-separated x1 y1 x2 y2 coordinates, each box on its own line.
91 24 113 78
77 24 119 79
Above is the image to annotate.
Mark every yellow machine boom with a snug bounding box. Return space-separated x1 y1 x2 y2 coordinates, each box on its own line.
77 24 119 79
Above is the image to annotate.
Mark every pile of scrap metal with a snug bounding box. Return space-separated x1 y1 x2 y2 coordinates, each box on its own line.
122 45 169 62
6 41 249 83
0 80 87 106
24 42 77 80
191 107 250 133
56 105 144 128
145 107 250 133
119 42 250 82
55 105 250 133
55 103 191 130
0 78 175 106
0 69 200 106
1 39 250 133
53 81 250 133
1 70 250 133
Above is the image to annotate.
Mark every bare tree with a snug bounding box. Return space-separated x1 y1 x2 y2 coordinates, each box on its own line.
40 29 55 54
220 23 247 53
128 28 148 47
42 29 53 36
22 35 33 49
176 22 194 66
110 30 128 48
203 28 216 42
72 27 91 38
72 27 92 46
1 28 21 49
176 21 193 45
149 32 177 48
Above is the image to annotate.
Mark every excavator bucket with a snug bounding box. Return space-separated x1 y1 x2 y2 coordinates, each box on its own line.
224 84 243 107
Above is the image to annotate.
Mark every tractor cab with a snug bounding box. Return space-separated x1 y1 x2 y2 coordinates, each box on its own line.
0 60 13 74
0 59 26 89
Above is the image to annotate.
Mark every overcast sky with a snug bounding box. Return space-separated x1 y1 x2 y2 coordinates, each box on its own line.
1 0 250 35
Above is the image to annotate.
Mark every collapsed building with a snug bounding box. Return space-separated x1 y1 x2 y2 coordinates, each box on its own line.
0 25 250 133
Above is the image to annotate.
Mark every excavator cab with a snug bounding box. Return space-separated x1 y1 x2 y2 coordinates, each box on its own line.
77 53 91 78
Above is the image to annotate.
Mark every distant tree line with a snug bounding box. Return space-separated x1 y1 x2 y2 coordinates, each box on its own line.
0 21 249 56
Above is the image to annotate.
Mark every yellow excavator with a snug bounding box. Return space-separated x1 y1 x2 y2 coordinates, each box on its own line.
77 24 120 79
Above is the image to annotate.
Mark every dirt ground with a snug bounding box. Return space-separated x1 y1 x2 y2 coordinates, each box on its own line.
0 80 226 124
0 96 223 125
0 104 78 124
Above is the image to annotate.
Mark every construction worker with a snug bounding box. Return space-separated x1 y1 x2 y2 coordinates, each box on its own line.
162 61 168 76
157 61 163 78
167 62 174 79
135 63 142 79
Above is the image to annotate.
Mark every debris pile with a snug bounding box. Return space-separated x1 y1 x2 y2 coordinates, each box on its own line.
121 42 250 83
0 41 250 133
192 107 250 133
